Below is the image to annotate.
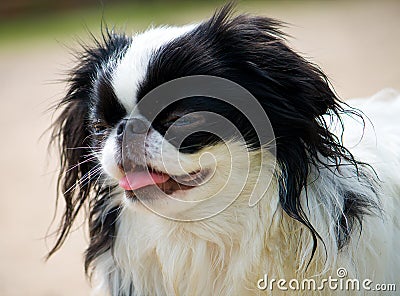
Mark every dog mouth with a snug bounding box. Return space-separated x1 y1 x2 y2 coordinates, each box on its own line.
119 165 209 197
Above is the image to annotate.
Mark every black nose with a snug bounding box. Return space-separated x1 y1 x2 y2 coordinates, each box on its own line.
116 119 127 137
117 118 149 140
128 118 148 134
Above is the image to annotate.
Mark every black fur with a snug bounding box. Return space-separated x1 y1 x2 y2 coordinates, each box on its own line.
49 4 380 278
137 5 379 257
48 30 130 268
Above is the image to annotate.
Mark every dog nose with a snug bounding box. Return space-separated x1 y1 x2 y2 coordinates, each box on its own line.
128 118 148 134
117 118 149 141
116 119 127 137
118 118 149 168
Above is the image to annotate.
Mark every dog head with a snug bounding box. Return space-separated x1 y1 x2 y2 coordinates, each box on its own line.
49 5 360 271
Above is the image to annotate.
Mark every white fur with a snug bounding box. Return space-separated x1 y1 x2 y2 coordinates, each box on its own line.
93 88 400 295
92 23 400 296
101 130 124 181
111 25 197 113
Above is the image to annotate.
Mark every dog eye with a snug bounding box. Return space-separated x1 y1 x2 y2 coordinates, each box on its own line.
165 113 205 129
174 115 200 126
92 119 107 134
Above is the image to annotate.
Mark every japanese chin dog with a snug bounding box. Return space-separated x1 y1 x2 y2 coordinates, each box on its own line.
48 5 400 296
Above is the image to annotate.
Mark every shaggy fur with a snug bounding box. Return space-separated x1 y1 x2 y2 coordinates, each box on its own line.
49 6 400 295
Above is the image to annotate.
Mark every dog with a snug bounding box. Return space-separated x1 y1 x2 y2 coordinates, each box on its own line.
49 5 400 295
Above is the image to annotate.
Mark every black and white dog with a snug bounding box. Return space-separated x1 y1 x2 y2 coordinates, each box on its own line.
49 5 400 295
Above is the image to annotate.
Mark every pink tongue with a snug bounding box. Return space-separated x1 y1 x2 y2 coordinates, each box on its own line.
119 171 170 190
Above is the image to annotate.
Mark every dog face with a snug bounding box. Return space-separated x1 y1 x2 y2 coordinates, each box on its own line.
90 24 278 219
96 74 266 218
50 6 360 266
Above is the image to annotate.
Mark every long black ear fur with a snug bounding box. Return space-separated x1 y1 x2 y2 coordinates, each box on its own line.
47 31 130 266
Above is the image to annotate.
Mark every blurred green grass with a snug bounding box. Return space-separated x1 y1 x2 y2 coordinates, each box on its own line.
0 1 235 47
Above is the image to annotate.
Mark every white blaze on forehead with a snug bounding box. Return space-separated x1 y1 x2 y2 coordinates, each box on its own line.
111 24 197 114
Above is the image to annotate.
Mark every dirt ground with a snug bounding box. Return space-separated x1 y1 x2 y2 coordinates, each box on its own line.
0 1 399 295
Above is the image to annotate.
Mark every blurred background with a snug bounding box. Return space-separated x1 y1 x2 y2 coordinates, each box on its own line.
0 0 399 295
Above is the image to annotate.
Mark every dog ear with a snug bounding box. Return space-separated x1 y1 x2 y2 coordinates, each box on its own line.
202 9 368 259
47 30 131 258
47 57 98 258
